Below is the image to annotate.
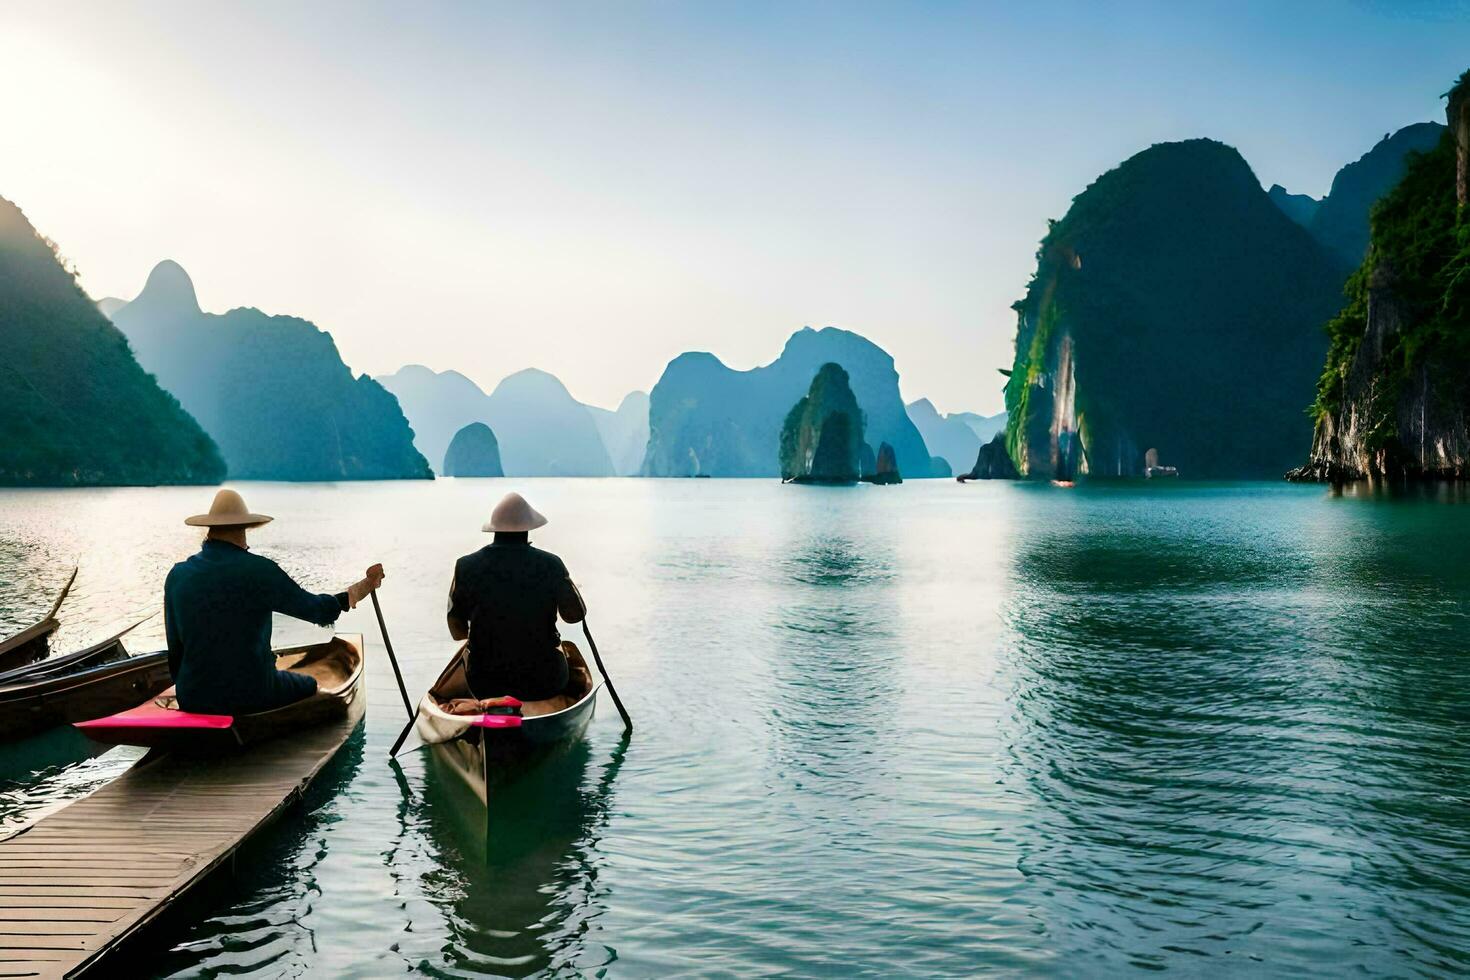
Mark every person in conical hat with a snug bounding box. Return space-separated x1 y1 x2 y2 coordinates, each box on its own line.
165 488 385 715
446 491 586 701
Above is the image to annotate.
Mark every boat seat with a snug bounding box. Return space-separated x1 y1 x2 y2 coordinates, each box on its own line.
77 699 234 732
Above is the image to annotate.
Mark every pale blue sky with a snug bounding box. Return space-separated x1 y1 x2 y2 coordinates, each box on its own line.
3 1 1467 413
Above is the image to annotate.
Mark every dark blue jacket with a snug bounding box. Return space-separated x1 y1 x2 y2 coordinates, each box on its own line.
164 539 345 714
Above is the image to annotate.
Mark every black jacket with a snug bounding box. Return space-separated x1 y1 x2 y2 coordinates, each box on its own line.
447 538 585 673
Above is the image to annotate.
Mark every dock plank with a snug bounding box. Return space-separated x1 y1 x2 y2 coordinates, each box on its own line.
0 637 363 979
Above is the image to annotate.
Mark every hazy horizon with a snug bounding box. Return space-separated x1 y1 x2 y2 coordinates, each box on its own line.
4 1 1469 414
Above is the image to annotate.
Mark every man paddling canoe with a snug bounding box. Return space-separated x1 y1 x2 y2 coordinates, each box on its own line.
446 492 587 704
165 489 384 715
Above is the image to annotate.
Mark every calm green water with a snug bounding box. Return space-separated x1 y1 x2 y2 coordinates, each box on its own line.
2 479 1469 977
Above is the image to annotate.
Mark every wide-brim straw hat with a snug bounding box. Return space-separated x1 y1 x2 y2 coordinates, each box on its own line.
482 492 547 532
184 489 273 528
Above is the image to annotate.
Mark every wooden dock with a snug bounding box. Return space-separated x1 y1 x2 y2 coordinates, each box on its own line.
0 688 364 978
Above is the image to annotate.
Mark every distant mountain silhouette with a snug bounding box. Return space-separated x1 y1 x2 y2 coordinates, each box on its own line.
1266 184 1320 228
950 410 1007 443
442 422 504 477
643 327 936 477
588 391 650 476
905 399 984 475
1269 122 1445 269
107 261 429 481
377 365 615 477
0 199 223 486
95 296 128 318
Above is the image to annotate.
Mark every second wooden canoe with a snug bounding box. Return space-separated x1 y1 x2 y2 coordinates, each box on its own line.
0 567 76 673
0 639 172 742
413 641 602 805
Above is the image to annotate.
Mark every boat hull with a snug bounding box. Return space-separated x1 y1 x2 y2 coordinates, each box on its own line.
427 688 599 804
415 641 602 806
0 644 171 742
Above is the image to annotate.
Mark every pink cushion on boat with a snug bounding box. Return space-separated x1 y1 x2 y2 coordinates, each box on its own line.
76 701 234 730
470 714 522 729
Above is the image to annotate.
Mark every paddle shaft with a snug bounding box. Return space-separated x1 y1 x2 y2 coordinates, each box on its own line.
582 619 632 732
388 705 420 757
369 590 415 720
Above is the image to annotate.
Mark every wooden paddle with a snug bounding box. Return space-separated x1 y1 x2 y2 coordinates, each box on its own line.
582 619 632 732
370 590 414 719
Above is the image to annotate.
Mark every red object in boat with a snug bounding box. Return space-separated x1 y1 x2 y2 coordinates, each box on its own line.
75 699 234 732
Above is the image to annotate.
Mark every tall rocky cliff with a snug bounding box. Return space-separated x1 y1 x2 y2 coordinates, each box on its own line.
1004 139 1345 480
643 327 936 477
1291 72 1470 481
0 200 223 486
108 262 429 481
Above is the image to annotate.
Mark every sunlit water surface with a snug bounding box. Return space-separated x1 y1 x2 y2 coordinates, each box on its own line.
1 479 1468 977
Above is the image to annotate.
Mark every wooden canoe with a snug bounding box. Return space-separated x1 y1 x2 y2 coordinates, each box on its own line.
75 635 364 752
0 567 76 673
414 641 602 805
0 637 172 742
0 633 127 687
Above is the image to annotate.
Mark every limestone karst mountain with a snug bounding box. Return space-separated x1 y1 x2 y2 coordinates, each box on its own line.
1004 139 1345 479
377 365 615 477
959 433 1019 481
442 422 504 477
0 199 223 486
107 261 429 481
643 327 936 478
1291 73 1470 481
779 363 865 484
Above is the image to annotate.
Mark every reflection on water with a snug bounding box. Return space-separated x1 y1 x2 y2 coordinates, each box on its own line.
388 738 626 977
768 532 900 792
1000 489 1470 974
146 726 368 977
0 727 140 834
3 479 1470 976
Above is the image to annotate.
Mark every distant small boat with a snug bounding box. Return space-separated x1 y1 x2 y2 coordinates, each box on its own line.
1145 465 1179 478
0 634 171 742
412 641 602 806
76 635 364 752
0 568 77 673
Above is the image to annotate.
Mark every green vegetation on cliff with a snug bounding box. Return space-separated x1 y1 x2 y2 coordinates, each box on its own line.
1313 130 1467 432
0 198 223 486
779 363 865 483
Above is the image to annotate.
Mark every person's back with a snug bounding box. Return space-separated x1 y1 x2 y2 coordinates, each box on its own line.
447 493 585 701
165 489 383 715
